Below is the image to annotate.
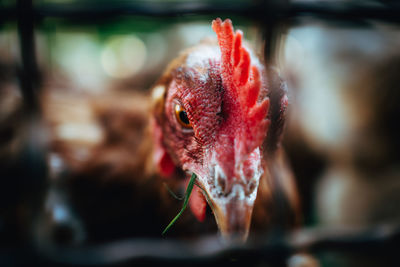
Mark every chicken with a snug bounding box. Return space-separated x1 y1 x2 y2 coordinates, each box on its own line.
38 18 299 245
150 18 299 241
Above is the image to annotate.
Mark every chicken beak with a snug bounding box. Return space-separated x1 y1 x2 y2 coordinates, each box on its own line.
210 185 255 242
199 148 263 243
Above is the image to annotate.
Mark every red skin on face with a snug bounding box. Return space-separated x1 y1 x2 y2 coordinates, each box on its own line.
154 18 270 222
188 180 207 222
211 18 270 179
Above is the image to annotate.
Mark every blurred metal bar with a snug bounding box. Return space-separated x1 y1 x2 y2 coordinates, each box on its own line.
37 222 400 266
288 1 400 23
17 0 40 110
0 1 399 24
15 1 48 249
33 0 400 24
36 1 255 19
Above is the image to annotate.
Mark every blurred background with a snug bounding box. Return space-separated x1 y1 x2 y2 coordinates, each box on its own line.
1 0 400 266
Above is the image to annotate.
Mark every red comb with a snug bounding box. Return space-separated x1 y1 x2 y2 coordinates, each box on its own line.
212 18 270 155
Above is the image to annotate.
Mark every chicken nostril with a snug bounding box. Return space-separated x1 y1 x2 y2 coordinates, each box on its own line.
218 177 226 193
217 176 235 196
217 176 226 195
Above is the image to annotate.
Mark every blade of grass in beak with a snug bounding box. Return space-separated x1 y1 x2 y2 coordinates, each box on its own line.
162 173 197 235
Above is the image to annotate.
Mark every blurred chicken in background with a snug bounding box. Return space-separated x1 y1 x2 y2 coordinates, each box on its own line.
281 21 400 265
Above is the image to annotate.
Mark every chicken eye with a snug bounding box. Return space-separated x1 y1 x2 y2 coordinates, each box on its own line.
174 104 192 128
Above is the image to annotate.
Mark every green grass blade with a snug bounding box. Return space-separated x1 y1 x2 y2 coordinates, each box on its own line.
162 173 197 236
